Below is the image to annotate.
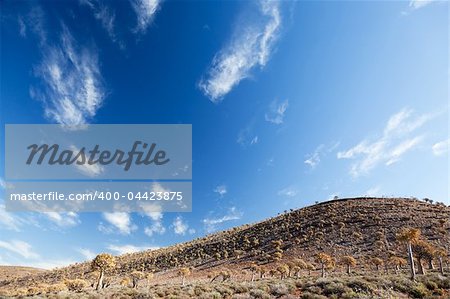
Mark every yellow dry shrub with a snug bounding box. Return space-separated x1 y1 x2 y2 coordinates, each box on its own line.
47 282 68 293
65 279 88 292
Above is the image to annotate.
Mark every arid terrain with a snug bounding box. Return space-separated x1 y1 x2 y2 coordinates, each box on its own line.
0 197 449 298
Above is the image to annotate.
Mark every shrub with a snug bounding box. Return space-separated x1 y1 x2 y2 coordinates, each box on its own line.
65 279 88 292
47 283 67 293
301 292 328 299
323 282 352 296
269 283 289 296
230 283 249 294
198 290 222 299
214 285 233 296
249 288 271 299
346 278 375 293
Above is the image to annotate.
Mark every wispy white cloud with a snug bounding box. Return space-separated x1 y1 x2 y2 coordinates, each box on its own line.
77 248 96 260
402 0 440 15
0 240 39 259
237 125 259 147
130 0 161 33
409 0 436 10
385 136 422 166
277 186 298 197
214 184 227 197
100 212 136 235
0 204 22 231
304 145 323 169
265 99 289 124
144 222 165 237
32 26 106 126
432 139 449 156
172 216 192 235
23 6 47 46
18 16 27 37
199 0 282 102
80 0 123 48
365 186 381 197
141 203 166 237
107 244 158 255
203 207 242 233
304 142 340 169
337 108 431 177
44 211 80 228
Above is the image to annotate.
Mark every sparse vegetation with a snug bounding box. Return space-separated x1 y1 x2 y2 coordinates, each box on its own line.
0 197 448 298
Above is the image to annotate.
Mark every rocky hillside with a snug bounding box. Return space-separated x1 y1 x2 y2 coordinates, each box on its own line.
1 197 449 293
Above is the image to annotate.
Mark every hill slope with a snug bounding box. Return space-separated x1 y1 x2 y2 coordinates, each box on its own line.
1 197 449 295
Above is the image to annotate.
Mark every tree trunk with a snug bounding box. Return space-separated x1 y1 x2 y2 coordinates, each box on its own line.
96 270 104 290
407 242 416 281
346 264 350 275
251 273 255 282
438 257 444 275
417 258 425 275
428 258 434 270
394 265 399 274
321 263 325 278
182 276 185 286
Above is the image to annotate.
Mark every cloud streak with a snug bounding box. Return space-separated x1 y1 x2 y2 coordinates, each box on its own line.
203 207 242 233
265 99 288 124
32 26 106 126
131 0 161 33
337 108 430 177
100 212 136 235
432 139 449 156
0 240 39 259
199 0 282 102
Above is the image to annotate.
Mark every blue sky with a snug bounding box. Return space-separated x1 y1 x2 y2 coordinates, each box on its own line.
0 0 448 269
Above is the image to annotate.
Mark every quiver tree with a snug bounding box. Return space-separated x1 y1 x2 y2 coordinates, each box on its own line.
91 253 116 290
130 271 145 288
306 262 315 276
249 264 259 281
286 262 296 277
434 248 447 275
388 256 407 274
291 266 301 278
178 267 191 286
315 253 333 278
277 264 289 280
340 256 356 275
396 228 420 280
146 272 154 287
258 266 267 279
370 257 384 272
413 240 434 275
